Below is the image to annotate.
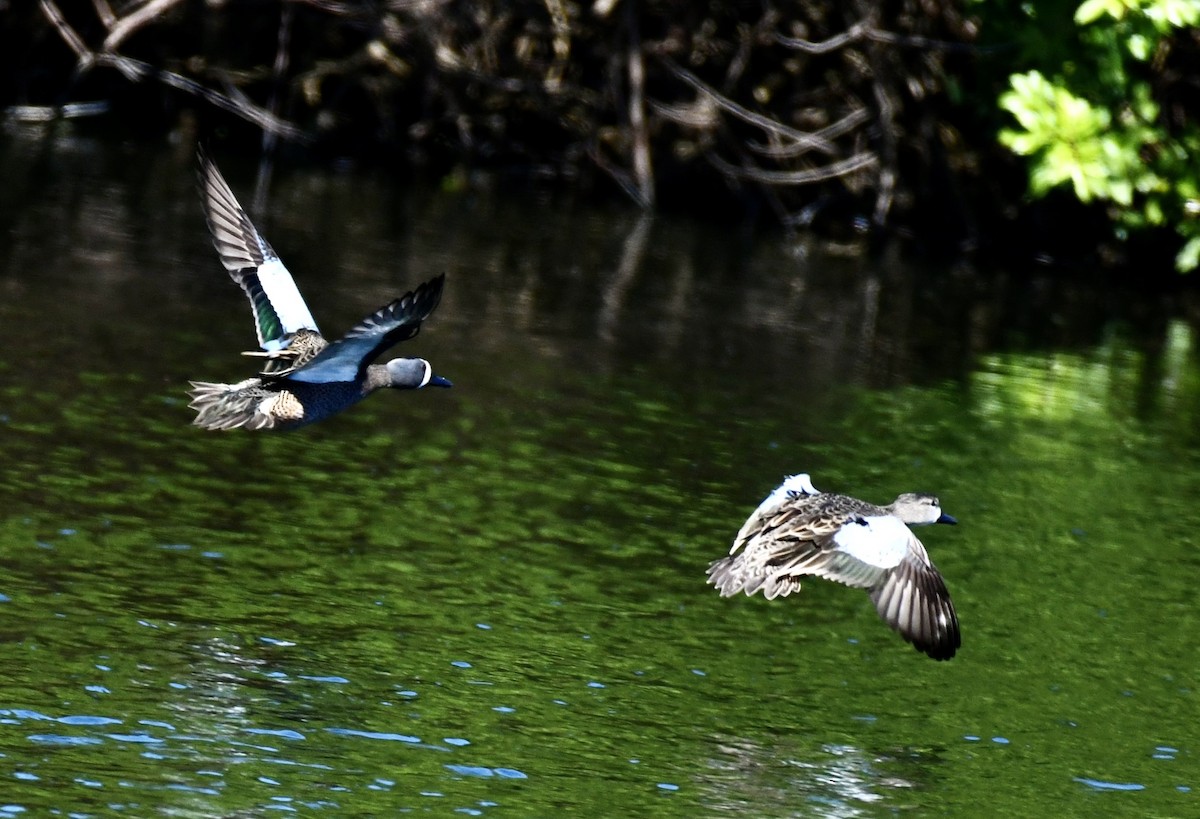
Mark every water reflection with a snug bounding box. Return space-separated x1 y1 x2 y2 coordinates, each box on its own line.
2 133 1193 406
703 736 916 817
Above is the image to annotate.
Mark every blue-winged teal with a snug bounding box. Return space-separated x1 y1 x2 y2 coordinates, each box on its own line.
187 147 450 430
707 474 961 660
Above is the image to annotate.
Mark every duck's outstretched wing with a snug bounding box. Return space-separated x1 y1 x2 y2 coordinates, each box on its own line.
286 274 445 384
197 145 320 352
868 538 961 661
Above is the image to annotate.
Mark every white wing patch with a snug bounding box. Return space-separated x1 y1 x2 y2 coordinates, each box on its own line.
831 514 910 569
257 258 318 336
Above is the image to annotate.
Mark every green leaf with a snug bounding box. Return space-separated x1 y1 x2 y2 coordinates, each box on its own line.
1176 236 1200 272
1075 0 1125 25
1128 34 1151 60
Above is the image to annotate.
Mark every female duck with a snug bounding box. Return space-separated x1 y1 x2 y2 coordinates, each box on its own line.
707 474 961 660
187 147 450 430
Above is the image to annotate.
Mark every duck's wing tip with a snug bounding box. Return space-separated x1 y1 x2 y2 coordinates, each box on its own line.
285 275 447 384
195 146 320 348
869 553 961 661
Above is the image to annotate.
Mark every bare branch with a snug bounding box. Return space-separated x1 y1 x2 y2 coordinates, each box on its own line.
96 52 309 140
776 19 980 55
589 141 650 208
747 107 871 159
864 26 983 53
39 0 307 142
103 0 184 52
774 22 868 54
660 59 838 156
708 152 877 186
91 0 116 29
543 0 571 92
38 0 91 64
625 3 653 207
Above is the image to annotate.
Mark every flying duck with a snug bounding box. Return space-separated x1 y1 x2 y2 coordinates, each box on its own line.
187 147 451 430
707 474 961 660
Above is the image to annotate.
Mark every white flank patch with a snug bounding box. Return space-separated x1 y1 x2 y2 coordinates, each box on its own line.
831 514 910 569
779 473 819 497
752 473 820 518
257 258 319 334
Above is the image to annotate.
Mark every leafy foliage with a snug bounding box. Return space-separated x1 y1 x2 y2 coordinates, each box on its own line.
996 0 1200 271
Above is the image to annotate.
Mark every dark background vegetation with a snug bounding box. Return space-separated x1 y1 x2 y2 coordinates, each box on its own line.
4 0 1198 276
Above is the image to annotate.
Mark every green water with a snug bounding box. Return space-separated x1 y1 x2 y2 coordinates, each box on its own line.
0 136 1196 816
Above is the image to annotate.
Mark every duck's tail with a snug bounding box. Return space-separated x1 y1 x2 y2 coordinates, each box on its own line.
187 379 277 431
706 555 803 600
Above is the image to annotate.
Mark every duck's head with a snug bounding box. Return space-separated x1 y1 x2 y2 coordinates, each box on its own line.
889 493 957 526
384 357 453 389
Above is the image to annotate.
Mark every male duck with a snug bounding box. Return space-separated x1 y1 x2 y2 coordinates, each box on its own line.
707 474 961 660
187 147 451 431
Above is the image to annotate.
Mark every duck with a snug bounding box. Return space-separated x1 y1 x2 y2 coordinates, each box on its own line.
707 474 961 660
187 146 451 431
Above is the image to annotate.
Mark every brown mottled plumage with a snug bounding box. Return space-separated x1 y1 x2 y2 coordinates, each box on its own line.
240 328 328 375
708 474 961 660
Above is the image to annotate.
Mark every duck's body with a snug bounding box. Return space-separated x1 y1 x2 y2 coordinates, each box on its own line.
187 147 450 431
189 358 436 431
707 474 961 660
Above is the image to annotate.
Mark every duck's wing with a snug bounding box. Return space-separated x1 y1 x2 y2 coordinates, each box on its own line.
711 498 861 598
248 328 329 376
756 506 900 592
728 474 822 556
197 145 320 352
868 538 961 661
285 274 445 384
763 514 960 658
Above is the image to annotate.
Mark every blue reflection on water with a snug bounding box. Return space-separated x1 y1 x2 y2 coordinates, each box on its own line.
326 728 420 743
27 735 103 746
245 728 306 740
1073 777 1146 791
58 715 121 726
445 765 527 779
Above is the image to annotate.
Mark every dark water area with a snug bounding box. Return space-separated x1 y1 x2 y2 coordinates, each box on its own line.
0 131 1197 816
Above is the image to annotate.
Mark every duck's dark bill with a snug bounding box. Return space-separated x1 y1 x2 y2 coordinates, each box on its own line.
430 375 453 388
936 513 958 525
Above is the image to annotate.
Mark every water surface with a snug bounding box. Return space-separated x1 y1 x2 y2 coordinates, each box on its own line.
0 134 1196 816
